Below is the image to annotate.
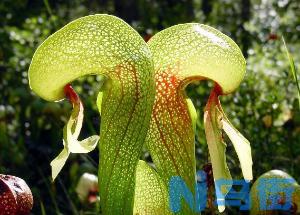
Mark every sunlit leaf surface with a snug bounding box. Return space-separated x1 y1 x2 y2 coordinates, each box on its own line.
147 23 251 213
134 161 171 214
29 15 252 214
29 15 155 214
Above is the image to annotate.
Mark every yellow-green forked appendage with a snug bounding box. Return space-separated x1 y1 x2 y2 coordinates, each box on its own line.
146 23 252 213
28 14 155 215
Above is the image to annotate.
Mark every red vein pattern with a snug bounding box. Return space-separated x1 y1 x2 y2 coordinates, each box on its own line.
146 23 246 214
28 15 155 215
146 65 197 214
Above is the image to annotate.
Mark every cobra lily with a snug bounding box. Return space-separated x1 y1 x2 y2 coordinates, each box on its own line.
146 23 253 212
29 15 253 214
29 15 155 214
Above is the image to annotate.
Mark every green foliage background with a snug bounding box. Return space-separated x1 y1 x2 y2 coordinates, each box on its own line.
0 0 299 214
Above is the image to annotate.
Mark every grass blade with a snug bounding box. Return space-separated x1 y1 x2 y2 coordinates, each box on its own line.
282 36 300 109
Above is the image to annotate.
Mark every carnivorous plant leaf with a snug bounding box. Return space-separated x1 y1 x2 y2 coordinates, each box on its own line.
29 15 155 214
29 15 252 214
147 23 252 213
133 161 171 214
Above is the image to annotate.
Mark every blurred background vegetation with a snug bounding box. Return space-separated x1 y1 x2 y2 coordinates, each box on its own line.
0 0 299 214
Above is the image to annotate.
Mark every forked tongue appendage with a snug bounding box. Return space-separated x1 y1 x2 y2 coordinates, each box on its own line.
50 84 99 181
204 86 253 212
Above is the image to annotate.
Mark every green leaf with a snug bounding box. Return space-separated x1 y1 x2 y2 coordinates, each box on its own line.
30 15 250 214
133 161 171 215
96 92 104 116
29 15 153 102
148 23 246 94
29 15 155 214
186 98 197 132
146 23 247 213
282 36 300 110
